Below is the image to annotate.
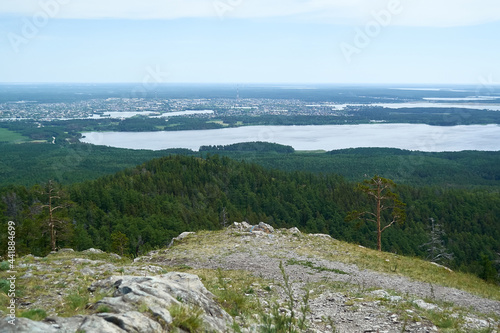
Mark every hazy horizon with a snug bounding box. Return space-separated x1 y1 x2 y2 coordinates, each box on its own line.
1 82 499 87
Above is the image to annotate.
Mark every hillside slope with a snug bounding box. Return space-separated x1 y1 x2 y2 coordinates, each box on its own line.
2 224 499 332
3 154 500 279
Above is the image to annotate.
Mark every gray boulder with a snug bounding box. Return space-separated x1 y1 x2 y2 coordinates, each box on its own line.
92 273 232 332
83 247 105 254
168 232 195 247
0 317 59 333
97 311 163 332
79 316 127 333
0 272 232 333
231 221 275 234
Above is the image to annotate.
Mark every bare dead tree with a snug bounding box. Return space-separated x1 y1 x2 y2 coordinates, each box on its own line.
421 218 453 264
2 192 23 219
494 252 500 279
221 206 228 228
39 180 70 252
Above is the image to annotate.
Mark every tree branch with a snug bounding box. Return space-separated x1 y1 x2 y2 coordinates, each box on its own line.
381 218 397 233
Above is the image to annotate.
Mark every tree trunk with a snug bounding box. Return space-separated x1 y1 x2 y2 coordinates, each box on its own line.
49 195 56 251
377 183 382 251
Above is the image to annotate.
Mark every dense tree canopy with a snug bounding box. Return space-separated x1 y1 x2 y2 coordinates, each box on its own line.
1 155 499 282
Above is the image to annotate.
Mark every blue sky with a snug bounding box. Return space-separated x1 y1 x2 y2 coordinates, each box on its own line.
1 0 500 84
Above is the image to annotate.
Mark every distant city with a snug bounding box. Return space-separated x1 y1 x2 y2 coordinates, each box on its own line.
2 83 500 122
0 97 356 121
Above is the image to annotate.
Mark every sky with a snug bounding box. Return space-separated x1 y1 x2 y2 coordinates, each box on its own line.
1 0 500 84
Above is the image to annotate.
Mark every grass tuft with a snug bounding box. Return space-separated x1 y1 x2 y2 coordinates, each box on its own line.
0 261 10 271
286 258 348 275
62 289 90 316
20 309 47 321
169 304 204 332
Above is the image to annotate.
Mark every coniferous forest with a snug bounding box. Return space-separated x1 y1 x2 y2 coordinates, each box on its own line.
1 153 499 283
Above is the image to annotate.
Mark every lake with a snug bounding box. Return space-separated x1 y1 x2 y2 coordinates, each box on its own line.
331 103 500 111
80 124 500 152
89 110 214 119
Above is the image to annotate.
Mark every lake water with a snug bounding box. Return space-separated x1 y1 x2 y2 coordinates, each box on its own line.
80 124 500 152
334 103 500 111
89 110 214 119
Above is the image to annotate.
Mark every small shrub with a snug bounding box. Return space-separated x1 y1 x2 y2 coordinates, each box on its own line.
214 269 247 317
244 287 254 295
63 290 90 316
170 304 204 332
0 261 10 271
21 309 47 321
67 294 87 310
138 302 149 313
260 261 311 333
427 311 459 329
261 303 302 333
0 279 10 294
96 305 111 313
175 264 193 271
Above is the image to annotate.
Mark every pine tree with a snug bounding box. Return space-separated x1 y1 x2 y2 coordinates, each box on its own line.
347 175 406 251
111 231 129 256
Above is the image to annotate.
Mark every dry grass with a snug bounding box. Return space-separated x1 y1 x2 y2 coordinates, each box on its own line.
295 234 500 301
1 228 499 328
153 229 500 301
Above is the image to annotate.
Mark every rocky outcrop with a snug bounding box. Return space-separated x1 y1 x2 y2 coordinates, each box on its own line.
2 229 499 333
167 231 195 248
0 272 233 333
231 221 275 234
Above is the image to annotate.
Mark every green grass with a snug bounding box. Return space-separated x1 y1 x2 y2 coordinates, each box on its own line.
286 258 348 275
0 128 28 142
0 250 131 318
162 230 500 302
294 234 500 301
2 232 498 332
0 279 10 294
46 250 132 265
96 305 112 313
192 267 266 319
169 304 204 332
306 279 498 332
20 309 47 321
63 291 89 316
0 261 9 271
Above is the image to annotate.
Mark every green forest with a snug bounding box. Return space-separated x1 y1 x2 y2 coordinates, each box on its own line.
1 153 499 283
1 141 500 188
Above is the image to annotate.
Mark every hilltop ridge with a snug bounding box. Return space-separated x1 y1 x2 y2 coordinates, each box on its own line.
1 223 499 332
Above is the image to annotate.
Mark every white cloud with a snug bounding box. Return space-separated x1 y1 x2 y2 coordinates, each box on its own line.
2 0 500 27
